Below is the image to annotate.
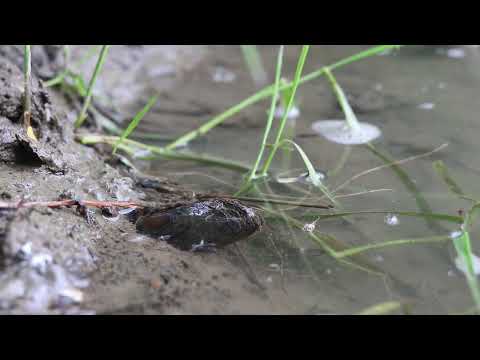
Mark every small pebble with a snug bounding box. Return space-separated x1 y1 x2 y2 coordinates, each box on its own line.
150 279 163 289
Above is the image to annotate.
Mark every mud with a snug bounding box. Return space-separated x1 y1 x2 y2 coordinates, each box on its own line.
0 45 319 314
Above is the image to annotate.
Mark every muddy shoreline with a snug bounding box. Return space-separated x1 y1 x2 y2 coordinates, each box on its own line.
0 45 295 314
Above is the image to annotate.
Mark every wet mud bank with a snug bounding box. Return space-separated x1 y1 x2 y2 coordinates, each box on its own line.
0 46 279 314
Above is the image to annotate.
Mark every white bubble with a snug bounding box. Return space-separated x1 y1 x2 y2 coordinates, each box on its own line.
450 231 463 240
269 263 280 271
455 254 480 276
274 105 300 120
384 214 399 226
312 120 382 145
275 170 326 185
211 66 236 83
303 222 316 233
447 48 466 59
417 102 435 110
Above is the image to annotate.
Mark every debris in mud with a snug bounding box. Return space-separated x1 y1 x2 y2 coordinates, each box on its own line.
136 199 264 251
0 53 66 171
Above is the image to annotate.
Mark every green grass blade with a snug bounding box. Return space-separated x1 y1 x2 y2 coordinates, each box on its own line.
433 160 477 202
261 45 310 176
238 45 284 194
79 134 251 173
452 230 480 311
299 210 463 224
357 301 403 315
433 160 466 197
465 203 480 229
241 45 268 87
280 139 338 207
324 67 361 132
112 95 158 154
336 235 451 259
74 45 110 128
366 143 444 232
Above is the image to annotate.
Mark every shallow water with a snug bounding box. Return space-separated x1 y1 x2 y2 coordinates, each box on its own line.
84 45 480 314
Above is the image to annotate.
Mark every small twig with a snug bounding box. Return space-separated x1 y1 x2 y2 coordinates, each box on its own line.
0 199 144 210
199 193 333 209
74 45 110 128
334 143 449 194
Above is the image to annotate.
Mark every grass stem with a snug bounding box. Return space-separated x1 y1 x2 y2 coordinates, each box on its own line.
74 45 110 128
23 45 36 141
260 45 310 176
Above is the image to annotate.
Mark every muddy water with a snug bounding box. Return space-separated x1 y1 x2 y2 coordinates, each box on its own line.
64 45 480 314
120 45 480 315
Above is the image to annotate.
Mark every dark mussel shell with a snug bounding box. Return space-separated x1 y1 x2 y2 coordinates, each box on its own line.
136 199 263 251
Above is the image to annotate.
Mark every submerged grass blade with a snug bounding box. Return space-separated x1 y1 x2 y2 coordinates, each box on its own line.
293 210 463 224
280 139 338 207
80 134 251 173
433 160 477 202
366 143 444 232
74 45 110 128
452 229 480 311
112 95 158 154
241 45 268 87
357 301 403 315
433 160 466 197
336 235 451 259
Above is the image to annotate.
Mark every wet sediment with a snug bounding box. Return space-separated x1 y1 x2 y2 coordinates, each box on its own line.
0 45 276 314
